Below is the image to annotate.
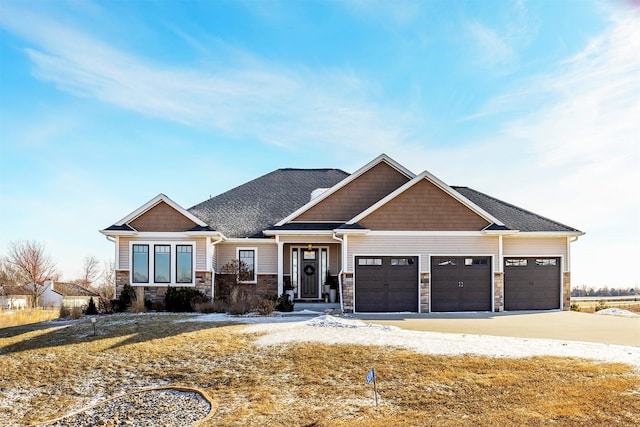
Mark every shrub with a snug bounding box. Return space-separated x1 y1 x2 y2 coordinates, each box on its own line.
70 306 83 320
570 302 581 312
193 300 219 313
118 283 137 312
85 297 98 315
228 286 252 315
275 293 294 312
164 286 206 312
595 300 609 312
253 297 275 315
59 305 70 318
99 297 114 314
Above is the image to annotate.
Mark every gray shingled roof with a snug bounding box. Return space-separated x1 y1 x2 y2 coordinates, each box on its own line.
189 168 349 238
53 282 99 297
453 186 582 233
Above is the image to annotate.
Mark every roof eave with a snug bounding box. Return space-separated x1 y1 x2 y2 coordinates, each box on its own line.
503 231 585 238
481 230 520 236
263 230 336 236
99 229 138 237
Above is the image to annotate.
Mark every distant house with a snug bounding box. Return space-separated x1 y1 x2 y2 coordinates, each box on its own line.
0 285 29 309
101 154 584 313
0 280 98 309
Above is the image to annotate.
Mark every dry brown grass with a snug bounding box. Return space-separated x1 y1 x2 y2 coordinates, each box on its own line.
1 313 638 426
0 308 59 328
576 302 640 314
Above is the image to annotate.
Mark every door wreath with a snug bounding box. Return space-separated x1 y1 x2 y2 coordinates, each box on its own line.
303 265 315 275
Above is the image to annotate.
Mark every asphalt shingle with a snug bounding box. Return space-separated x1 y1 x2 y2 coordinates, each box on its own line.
453 186 582 233
189 168 349 238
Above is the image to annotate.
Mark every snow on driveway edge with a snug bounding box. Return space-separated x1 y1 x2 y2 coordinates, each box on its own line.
244 315 640 369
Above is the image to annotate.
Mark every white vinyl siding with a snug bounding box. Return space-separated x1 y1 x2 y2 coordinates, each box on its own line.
503 237 569 271
119 237 207 271
346 235 499 271
215 242 278 274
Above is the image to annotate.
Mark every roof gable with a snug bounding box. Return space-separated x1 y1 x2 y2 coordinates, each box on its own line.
348 171 503 230
52 282 99 297
276 154 414 225
103 194 208 234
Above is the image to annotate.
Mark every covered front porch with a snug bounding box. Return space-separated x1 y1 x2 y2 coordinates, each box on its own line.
274 236 344 306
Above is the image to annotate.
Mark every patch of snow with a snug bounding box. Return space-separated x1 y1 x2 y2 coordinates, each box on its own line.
243 315 640 370
305 315 398 330
177 313 314 324
595 308 639 317
291 309 325 315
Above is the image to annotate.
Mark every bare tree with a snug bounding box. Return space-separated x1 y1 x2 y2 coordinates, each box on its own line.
7 240 58 308
77 256 100 289
94 259 115 312
0 256 20 287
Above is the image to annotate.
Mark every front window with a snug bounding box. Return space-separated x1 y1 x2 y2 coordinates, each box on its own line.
154 245 171 283
132 244 149 283
239 249 256 282
176 245 193 283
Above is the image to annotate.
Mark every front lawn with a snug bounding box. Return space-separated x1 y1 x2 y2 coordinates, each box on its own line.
1 313 638 426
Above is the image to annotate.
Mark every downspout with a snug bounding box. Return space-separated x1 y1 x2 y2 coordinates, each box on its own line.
332 232 345 313
103 235 117 299
210 235 226 302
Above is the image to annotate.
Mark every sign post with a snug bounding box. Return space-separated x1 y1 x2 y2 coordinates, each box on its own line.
366 367 378 406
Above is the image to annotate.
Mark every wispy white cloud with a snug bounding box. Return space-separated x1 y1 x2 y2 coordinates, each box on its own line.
462 1 538 71
0 2 416 155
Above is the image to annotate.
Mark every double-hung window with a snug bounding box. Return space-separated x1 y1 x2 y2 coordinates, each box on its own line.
238 248 257 283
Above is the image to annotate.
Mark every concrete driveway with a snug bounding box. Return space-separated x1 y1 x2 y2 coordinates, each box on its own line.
358 311 640 346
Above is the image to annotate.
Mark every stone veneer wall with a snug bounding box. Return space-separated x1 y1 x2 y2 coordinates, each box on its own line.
420 272 430 313
494 272 504 312
114 270 213 303
214 274 278 299
341 273 354 313
563 272 571 311
115 270 128 299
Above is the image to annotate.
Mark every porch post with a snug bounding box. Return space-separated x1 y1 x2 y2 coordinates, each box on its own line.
276 236 284 295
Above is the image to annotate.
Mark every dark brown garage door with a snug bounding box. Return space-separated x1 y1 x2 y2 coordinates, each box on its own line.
504 257 560 310
355 256 418 312
431 257 492 312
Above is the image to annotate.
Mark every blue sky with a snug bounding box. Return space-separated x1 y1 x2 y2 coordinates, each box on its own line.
0 0 638 288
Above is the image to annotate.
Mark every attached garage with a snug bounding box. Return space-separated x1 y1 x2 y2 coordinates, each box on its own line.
431 257 492 312
504 257 561 310
355 256 418 312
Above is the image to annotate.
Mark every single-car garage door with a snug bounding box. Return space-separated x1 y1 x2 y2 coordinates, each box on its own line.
504 257 560 310
431 257 492 312
355 256 418 312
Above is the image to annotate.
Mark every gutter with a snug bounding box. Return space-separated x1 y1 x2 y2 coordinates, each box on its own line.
209 234 226 302
331 232 345 313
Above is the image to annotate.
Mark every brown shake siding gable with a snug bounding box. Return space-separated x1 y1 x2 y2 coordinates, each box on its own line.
295 161 410 222
359 179 490 231
129 201 197 232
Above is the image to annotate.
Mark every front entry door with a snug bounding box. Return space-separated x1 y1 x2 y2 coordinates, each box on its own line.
300 249 318 298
